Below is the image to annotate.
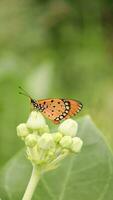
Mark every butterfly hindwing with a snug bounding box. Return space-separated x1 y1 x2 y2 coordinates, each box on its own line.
67 99 83 117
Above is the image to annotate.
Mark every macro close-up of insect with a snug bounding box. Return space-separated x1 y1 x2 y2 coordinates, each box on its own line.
19 86 83 124
1 1 113 200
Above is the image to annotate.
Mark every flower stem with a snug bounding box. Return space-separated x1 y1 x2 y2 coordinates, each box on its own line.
22 165 40 200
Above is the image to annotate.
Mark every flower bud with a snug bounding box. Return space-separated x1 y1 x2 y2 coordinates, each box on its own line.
46 150 55 162
26 111 46 130
25 134 37 147
17 123 29 137
71 137 83 152
53 132 63 143
62 149 69 154
38 133 54 150
17 110 83 174
58 119 78 137
39 125 50 135
60 136 72 148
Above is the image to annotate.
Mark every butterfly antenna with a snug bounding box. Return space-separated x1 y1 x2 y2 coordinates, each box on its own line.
18 86 32 99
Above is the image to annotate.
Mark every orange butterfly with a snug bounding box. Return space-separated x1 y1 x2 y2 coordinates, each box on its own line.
19 86 83 124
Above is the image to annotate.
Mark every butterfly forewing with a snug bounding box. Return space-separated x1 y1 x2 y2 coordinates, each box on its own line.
36 98 82 124
37 99 64 122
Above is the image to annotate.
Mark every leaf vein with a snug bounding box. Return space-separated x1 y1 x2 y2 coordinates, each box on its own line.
42 178 56 200
59 157 74 200
97 157 113 200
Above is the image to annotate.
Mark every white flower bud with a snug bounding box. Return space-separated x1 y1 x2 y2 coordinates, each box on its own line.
71 137 83 152
26 111 46 130
38 133 54 150
17 123 29 137
60 136 72 148
58 119 78 137
17 109 83 173
62 149 69 154
46 150 55 162
53 132 63 143
25 134 37 147
39 125 50 135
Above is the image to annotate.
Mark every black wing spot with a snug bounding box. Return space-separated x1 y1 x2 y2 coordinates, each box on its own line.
53 105 56 108
51 100 54 103
58 102 60 104
52 110 54 112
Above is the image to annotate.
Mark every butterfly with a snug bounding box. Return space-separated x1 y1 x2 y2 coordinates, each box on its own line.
19 86 83 124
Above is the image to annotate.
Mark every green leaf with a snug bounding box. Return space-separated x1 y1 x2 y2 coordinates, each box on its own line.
0 116 113 200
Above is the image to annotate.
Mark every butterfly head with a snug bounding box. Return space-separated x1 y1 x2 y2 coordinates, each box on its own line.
31 99 38 109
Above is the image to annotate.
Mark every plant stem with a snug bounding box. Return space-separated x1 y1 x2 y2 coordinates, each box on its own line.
22 165 40 200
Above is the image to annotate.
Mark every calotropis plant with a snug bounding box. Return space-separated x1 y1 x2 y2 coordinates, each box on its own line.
17 111 83 200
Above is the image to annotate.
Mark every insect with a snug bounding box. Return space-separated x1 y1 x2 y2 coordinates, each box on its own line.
19 86 83 124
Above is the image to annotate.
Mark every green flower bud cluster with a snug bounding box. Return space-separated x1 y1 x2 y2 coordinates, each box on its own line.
17 111 83 174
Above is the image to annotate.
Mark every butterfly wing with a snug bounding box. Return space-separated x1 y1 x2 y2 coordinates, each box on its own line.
67 99 82 116
37 99 65 124
36 98 83 124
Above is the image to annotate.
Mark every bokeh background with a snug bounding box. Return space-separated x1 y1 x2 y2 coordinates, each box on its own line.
0 0 113 168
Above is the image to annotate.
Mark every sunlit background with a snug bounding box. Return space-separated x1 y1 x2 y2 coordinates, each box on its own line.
0 0 113 167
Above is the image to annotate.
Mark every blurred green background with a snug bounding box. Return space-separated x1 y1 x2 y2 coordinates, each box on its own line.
0 0 113 168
